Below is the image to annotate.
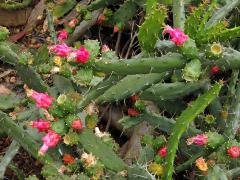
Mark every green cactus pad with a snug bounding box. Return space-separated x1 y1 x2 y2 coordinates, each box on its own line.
93 53 186 75
97 73 167 103
78 129 127 172
138 4 167 52
164 82 222 180
0 26 9 41
51 119 68 135
182 59 202 82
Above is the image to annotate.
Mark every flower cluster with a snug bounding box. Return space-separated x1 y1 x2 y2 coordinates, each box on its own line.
30 91 84 155
48 43 90 64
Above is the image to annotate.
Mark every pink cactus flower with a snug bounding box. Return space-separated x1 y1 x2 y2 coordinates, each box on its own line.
101 44 110 53
31 91 53 109
75 47 90 63
48 44 72 57
31 119 51 133
163 25 188 46
71 119 83 130
68 18 78 28
39 130 61 155
187 134 208 146
57 29 68 41
158 146 167 157
227 146 240 158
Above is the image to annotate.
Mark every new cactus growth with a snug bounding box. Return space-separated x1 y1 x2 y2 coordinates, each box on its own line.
0 26 9 41
164 82 222 179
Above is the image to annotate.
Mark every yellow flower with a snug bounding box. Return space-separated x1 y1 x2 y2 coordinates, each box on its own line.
195 157 208 171
210 43 222 56
148 163 164 176
54 56 62 66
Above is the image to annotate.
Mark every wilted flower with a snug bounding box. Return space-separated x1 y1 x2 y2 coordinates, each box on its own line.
63 154 75 164
101 44 110 53
227 146 240 158
68 18 78 27
195 157 208 171
81 152 97 167
48 44 72 57
31 91 53 109
39 130 61 155
31 119 51 133
187 134 208 146
95 127 110 138
53 56 62 66
57 29 68 41
163 25 188 46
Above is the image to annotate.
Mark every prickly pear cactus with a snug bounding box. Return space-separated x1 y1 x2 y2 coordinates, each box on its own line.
138 2 167 52
164 82 222 179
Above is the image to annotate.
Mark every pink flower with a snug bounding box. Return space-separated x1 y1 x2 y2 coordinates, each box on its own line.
158 146 167 157
187 134 208 146
39 130 61 155
163 25 188 46
68 18 78 27
57 29 68 41
101 44 110 53
48 44 72 57
227 146 240 158
31 119 51 133
31 91 53 109
71 120 83 130
75 47 90 63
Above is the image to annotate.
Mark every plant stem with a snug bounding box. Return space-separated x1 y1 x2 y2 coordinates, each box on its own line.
172 0 185 29
0 140 20 179
205 0 240 29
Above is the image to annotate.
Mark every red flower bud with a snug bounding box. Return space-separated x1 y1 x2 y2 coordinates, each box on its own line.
97 14 106 24
227 146 240 158
71 119 83 130
211 65 220 74
113 25 119 33
158 146 167 157
130 94 139 102
127 108 140 117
